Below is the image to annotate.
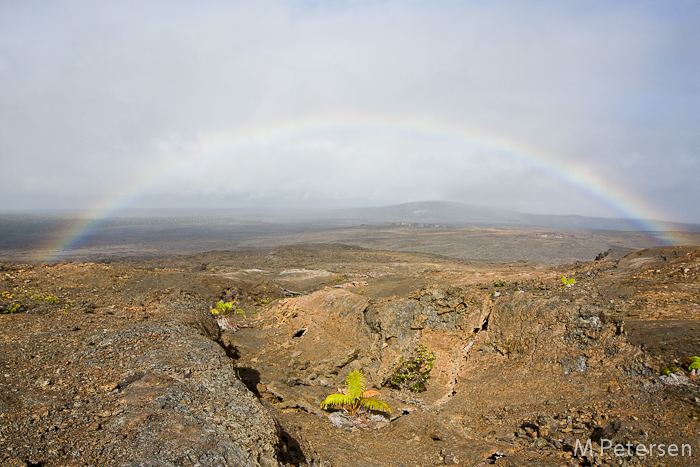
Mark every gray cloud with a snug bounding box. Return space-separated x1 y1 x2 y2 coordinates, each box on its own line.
1 1 698 222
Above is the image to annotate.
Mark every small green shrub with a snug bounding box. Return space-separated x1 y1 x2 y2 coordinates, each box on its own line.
493 279 506 287
211 301 246 317
561 275 575 288
689 359 700 372
1 291 18 313
328 275 345 283
388 344 436 392
2 302 21 313
257 298 271 306
30 292 60 303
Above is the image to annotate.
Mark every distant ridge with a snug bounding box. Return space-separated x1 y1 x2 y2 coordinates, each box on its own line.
329 201 525 225
3 201 698 235
326 201 700 233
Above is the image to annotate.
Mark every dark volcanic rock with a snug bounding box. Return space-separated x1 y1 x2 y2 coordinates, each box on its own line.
0 286 284 466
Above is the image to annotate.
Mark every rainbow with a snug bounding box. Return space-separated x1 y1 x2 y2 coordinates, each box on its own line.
44 113 680 261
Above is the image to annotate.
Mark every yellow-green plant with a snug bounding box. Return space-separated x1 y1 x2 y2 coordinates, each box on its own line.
689 356 700 373
1 291 18 313
320 369 391 416
1 302 21 313
561 275 575 288
2 289 63 313
211 301 231 315
211 301 246 318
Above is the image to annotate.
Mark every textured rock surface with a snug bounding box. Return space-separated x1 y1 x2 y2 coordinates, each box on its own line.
0 271 284 466
2 244 700 466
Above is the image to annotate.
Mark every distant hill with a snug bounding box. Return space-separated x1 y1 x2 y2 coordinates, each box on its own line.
328 201 525 225
325 201 700 232
3 202 698 236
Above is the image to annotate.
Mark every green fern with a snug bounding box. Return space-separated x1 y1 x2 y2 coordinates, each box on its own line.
345 367 365 399
320 369 391 416
211 301 232 315
211 301 246 317
321 393 354 408
360 397 392 413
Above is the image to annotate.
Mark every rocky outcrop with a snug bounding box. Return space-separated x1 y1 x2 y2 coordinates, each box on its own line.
0 291 286 467
365 285 486 338
485 295 626 358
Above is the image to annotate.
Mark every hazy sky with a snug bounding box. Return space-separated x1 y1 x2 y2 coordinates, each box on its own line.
1 1 699 223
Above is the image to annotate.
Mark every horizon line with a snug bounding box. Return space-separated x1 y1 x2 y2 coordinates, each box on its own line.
2 201 698 232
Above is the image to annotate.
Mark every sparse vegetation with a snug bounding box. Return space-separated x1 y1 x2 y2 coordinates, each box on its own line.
210 301 230 315
320 369 391 416
660 357 700 376
328 275 345 283
688 357 700 375
211 301 247 331
257 298 271 306
561 275 575 288
493 279 506 287
1 288 64 313
388 344 436 392
1 301 20 313
211 301 246 318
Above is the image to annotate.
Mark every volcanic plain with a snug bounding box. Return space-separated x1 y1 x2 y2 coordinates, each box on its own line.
2 219 700 466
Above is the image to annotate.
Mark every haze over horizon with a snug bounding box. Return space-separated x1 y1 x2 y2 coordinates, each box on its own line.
1 1 698 223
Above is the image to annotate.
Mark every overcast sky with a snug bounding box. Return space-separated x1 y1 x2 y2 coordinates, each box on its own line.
1 1 698 223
